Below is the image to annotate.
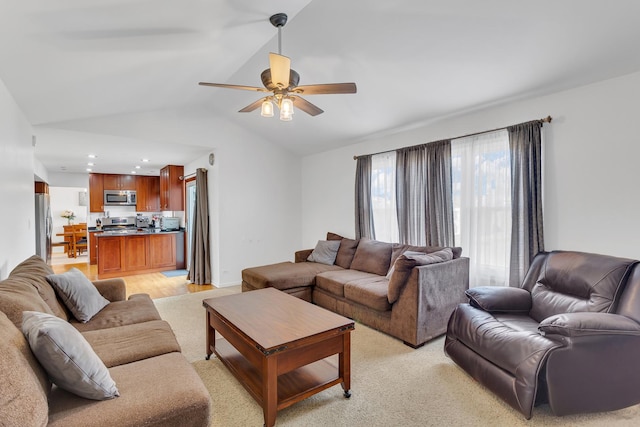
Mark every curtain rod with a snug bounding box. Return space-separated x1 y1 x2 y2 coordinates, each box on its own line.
353 116 552 160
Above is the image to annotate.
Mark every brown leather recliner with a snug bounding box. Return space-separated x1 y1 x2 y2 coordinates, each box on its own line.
444 250 640 418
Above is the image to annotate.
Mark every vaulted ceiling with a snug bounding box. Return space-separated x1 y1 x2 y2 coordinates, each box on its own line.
2 1 640 175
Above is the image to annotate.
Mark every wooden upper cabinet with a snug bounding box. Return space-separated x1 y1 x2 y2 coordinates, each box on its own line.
103 174 136 190
89 173 104 212
136 176 160 212
160 165 184 211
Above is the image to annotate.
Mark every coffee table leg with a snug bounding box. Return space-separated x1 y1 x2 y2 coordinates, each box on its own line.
205 310 215 360
340 332 351 397
262 356 278 427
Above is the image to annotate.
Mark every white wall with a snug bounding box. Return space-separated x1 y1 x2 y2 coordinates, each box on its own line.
302 71 640 260
185 134 301 287
0 79 35 278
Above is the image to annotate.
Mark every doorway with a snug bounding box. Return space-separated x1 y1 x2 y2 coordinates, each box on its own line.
185 178 197 270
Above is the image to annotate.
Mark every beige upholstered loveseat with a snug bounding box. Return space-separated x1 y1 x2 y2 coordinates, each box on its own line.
242 233 470 347
0 255 210 427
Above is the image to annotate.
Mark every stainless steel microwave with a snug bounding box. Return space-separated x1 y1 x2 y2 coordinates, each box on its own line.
104 190 137 206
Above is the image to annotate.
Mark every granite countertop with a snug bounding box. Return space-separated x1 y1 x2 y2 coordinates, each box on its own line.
94 228 184 237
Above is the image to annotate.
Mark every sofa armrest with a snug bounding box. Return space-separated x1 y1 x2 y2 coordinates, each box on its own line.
465 287 532 313
92 278 127 302
295 249 313 263
539 312 640 338
390 257 470 346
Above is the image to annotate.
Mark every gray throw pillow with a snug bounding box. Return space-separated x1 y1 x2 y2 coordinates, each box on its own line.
46 268 109 322
21 311 119 400
307 240 341 265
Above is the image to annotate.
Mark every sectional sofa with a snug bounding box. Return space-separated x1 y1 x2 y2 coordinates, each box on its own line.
0 255 210 427
242 233 470 347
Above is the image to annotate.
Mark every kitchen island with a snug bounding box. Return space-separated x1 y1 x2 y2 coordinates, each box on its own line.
95 229 185 278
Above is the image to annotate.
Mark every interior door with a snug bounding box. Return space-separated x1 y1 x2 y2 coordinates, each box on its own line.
185 179 197 270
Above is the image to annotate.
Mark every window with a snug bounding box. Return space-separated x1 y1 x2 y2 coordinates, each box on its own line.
371 152 399 243
452 130 511 287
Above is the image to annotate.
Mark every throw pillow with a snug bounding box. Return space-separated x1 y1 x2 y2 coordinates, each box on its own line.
21 311 119 401
387 256 418 304
335 238 360 269
404 247 453 265
386 251 425 279
307 240 341 265
46 268 109 323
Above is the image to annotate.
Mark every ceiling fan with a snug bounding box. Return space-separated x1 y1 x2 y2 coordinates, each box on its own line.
199 13 357 121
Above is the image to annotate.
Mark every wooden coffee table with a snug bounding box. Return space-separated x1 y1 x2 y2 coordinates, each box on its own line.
203 287 354 427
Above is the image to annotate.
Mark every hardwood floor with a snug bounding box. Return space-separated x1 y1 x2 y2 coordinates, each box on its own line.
51 259 214 299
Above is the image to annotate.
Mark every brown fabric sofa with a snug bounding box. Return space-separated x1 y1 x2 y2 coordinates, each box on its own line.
242 233 470 347
0 255 211 427
445 250 640 418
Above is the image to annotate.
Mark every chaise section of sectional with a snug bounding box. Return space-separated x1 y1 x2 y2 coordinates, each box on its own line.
241 260 342 301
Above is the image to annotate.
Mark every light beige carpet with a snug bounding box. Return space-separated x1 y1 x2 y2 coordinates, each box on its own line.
155 288 640 427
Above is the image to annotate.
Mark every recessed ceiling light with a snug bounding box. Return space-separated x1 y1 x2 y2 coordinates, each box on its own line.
86 168 92 172
87 162 94 166
131 171 136 174
141 158 149 162
88 154 97 159
135 165 141 169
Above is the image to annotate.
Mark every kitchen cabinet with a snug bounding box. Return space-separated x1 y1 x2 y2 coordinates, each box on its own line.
136 175 160 212
160 165 184 211
89 231 98 265
89 174 104 212
96 231 184 278
149 233 176 268
103 174 136 190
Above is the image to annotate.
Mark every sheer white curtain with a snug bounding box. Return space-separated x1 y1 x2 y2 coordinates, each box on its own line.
371 152 399 243
452 130 511 287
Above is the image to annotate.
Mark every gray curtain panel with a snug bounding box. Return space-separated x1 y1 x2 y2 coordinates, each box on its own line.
396 140 454 246
355 155 375 239
188 168 212 285
508 121 544 287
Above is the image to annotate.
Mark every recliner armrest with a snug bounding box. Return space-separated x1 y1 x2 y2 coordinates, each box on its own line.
539 312 640 338
465 286 532 313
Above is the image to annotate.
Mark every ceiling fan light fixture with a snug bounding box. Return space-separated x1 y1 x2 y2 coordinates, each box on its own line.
260 98 274 117
279 97 294 121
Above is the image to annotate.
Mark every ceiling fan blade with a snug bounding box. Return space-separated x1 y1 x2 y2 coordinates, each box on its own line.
292 82 357 95
269 53 291 88
199 82 268 92
238 98 266 113
291 96 324 116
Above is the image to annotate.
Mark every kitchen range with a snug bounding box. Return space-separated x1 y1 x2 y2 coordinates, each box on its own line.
91 215 185 278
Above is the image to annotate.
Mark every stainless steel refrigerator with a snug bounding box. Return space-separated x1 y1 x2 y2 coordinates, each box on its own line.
35 191 52 263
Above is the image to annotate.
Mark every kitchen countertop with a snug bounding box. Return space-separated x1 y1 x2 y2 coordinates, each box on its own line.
93 228 184 237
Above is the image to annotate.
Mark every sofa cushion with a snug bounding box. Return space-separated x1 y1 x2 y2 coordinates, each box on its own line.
0 276 54 327
307 240 341 265
241 261 342 291
326 232 361 269
350 238 393 276
47 352 211 427
0 311 50 427
344 277 392 312
9 255 70 321
22 311 119 400
82 320 181 368
316 269 380 297
46 268 110 322
70 293 162 332
529 251 637 322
